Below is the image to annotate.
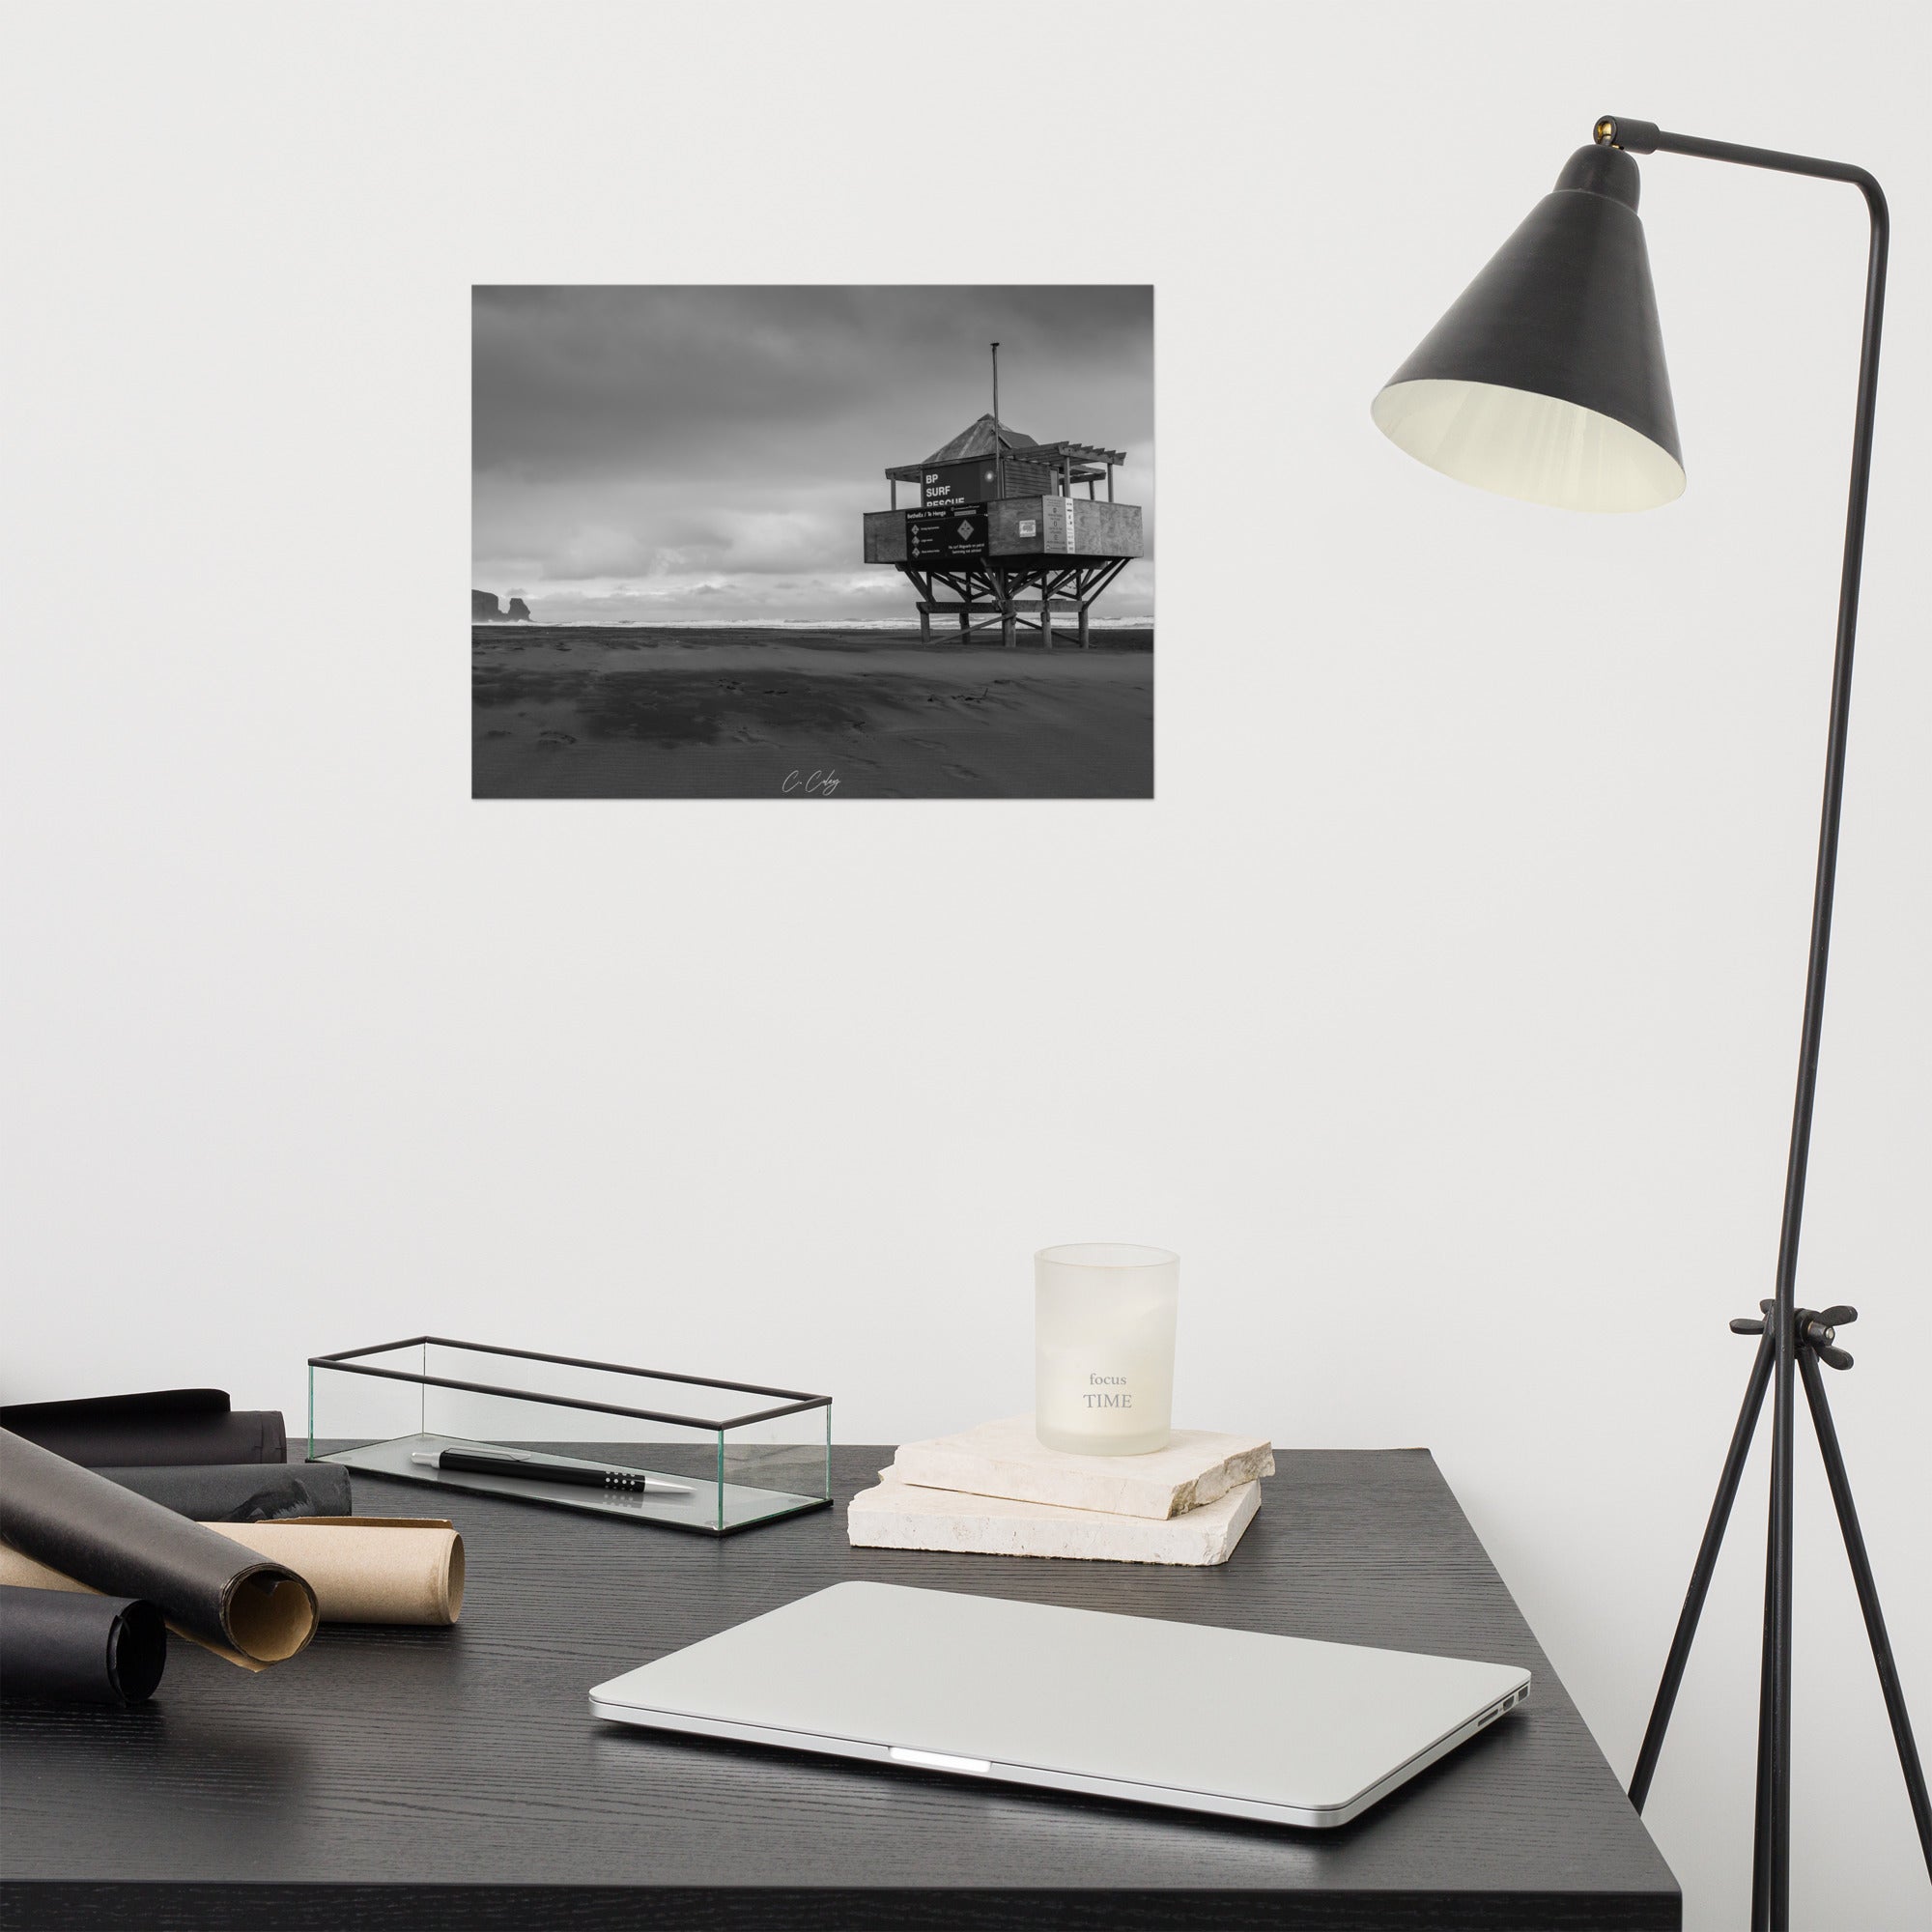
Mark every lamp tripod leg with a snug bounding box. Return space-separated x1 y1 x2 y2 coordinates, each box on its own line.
1630 1326 1776 1810
1797 1350 1932 1876
1761 1294 1802 1932
1752 1443 1783 1930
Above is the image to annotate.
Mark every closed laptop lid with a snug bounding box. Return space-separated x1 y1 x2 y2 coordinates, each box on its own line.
590 1580 1529 1821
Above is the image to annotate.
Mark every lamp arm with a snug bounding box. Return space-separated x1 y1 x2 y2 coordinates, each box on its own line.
1595 115 1884 204
1598 114 1890 1932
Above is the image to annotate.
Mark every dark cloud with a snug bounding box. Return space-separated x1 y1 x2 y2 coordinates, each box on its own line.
472 285 1153 623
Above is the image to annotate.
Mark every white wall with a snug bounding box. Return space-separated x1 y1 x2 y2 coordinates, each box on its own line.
5 4 1927 1925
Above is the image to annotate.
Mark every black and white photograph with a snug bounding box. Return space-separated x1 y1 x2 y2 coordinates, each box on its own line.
473 285 1153 799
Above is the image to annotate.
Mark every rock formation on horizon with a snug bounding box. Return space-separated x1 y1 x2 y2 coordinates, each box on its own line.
472 589 531 620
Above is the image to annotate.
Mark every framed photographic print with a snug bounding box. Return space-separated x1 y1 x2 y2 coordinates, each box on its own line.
472 285 1153 799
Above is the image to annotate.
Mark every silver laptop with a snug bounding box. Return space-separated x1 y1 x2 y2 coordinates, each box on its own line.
589 1580 1530 1828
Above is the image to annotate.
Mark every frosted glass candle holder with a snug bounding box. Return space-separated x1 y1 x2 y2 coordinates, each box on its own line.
1035 1243 1179 1456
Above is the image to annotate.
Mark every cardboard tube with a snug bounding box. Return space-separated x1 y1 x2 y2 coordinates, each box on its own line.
0 1543 285 1672
1 1520 465 1633
200 1520 465 1626
0 1430 316 1669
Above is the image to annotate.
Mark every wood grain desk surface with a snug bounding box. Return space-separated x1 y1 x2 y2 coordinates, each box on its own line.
1 1445 1679 1931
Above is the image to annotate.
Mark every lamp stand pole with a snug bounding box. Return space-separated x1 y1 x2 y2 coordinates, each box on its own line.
1592 119 1927 1931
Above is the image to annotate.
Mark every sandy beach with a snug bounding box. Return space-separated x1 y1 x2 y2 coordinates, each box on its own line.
472 626 1153 799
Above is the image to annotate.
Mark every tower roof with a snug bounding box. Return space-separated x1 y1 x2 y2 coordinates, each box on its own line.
921 413 1039 465
885 414 1127 485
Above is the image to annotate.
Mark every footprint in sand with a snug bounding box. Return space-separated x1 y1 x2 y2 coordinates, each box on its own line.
478 729 512 740
535 730 578 747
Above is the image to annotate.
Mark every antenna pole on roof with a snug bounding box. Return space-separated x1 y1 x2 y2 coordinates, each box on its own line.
990 342 1002 502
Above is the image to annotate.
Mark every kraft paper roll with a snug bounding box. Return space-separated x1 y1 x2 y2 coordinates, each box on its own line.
0 1429 316 1670
0 1584 168 1705
99 1462 353 1522
0 1390 286 1467
201 1520 465 1625
0 1522 464 1630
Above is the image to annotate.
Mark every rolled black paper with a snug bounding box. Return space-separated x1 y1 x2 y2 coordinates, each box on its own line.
96 1462 353 1522
0 1585 167 1705
0 1390 286 1467
0 1430 317 1668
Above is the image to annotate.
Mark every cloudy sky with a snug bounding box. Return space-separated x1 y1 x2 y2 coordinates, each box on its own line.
472 285 1153 624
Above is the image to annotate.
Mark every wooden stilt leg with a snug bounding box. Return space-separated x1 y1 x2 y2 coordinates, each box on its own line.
1041 601 1054 650
1079 603 1092 650
919 605 931 645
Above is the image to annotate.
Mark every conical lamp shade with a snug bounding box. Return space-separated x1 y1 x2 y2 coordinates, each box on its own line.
1373 145 1684 512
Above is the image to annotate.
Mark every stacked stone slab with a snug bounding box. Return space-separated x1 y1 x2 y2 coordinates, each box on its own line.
847 1416 1273 1567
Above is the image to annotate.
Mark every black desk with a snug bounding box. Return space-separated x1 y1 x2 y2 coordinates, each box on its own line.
2 1447 1679 1930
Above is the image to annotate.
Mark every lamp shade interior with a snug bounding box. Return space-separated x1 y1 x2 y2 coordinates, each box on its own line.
1373 144 1684 514
1372 377 1685 512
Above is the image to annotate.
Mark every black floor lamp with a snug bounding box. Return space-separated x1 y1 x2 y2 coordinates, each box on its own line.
1370 116 1929 1931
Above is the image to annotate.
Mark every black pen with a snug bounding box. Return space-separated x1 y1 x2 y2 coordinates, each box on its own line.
411 1446 690 1495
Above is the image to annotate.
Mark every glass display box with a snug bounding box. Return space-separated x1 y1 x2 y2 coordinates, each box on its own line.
309 1337 832 1535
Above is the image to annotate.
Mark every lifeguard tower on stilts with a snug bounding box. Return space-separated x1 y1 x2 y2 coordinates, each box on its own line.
862 346 1144 648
